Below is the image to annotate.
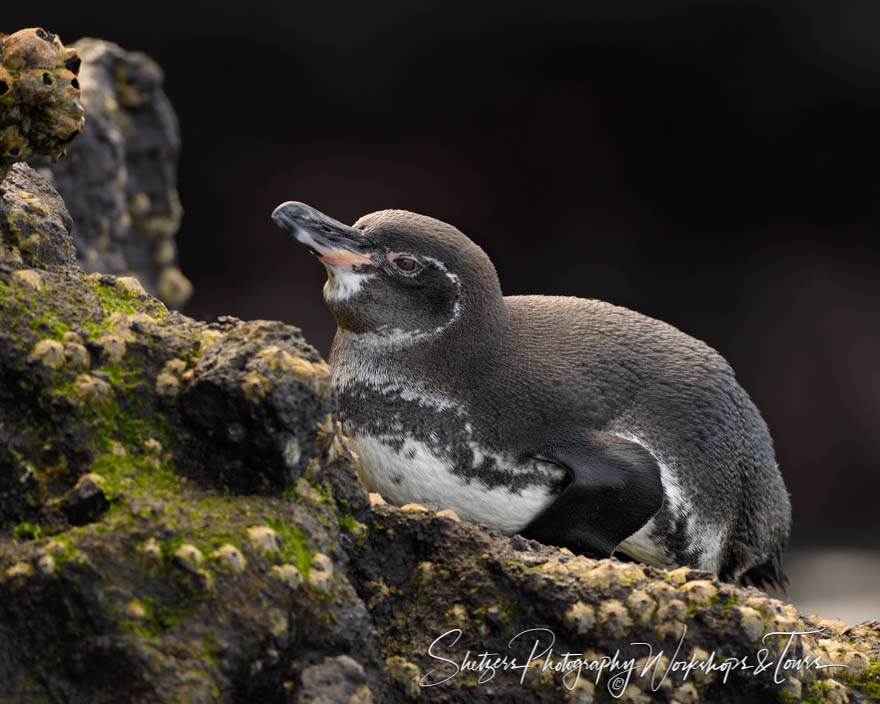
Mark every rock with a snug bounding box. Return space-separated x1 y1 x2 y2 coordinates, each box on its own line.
435 508 460 522
4 561 33 578
96 333 126 361
155 371 179 396
247 525 281 553
173 543 204 572
0 28 84 178
309 552 334 590
33 38 191 306
35 552 55 575
213 544 246 574
272 563 303 589
27 338 64 367
63 340 90 369
296 655 373 704
565 600 596 635
74 373 111 400
125 598 146 619
625 588 655 625
115 275 147 297
60 472 109 525
138 537 161 561
679 578 719 606
597 598 633 638
178 318 343 493
400 503 429 512
12 268 42 289
0 163 76 270
157 266 192 308
384 656 421 700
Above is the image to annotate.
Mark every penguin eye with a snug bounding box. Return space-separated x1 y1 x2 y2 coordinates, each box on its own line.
392 256 420 273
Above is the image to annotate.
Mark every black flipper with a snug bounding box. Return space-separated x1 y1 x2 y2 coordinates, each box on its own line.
520 431 664 558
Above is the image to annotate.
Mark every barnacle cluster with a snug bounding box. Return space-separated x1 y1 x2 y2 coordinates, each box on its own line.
0 28 84 175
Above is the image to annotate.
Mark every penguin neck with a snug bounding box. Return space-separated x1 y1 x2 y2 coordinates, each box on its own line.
329 288 509 394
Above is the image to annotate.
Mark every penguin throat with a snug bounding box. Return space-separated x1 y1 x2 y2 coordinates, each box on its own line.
330 259 465 348
322 267 376 303
333 297 462 348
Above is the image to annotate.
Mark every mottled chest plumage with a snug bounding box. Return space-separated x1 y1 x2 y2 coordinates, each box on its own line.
334 375 566 533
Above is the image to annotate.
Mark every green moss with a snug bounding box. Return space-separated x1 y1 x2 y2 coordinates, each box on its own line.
159 534 186 562
856 658 880 699
13 521 42 541
193 529 245 558
0 274 124 346
28 313 69 340
49 371 78 399
777 689 795 703
100 361 138 389
720 594 738 613
339 513 357 532
202 631 220 666
47 535 80 567
122 596 193 640
314 483 333 504
91 451 181 503
499 601 521 632
1 277 67 342
90 279 137 316
265 517 313 575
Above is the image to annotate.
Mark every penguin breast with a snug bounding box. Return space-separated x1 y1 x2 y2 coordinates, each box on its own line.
349 431 565 534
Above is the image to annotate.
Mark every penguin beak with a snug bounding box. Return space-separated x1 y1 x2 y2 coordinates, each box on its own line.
271 201 378 270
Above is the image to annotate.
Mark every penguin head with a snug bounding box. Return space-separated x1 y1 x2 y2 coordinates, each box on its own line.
272 202 504 344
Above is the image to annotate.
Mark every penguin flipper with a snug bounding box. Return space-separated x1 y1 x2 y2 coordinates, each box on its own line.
520 431 664 559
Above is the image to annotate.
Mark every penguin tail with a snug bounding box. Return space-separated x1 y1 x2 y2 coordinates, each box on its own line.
739 552 790 594
723 540 790 593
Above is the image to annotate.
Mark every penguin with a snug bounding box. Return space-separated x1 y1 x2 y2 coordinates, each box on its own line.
271 201 791 588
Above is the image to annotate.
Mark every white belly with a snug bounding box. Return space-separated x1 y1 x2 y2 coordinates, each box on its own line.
351 433 562 534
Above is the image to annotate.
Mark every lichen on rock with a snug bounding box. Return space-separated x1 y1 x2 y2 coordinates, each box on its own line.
0 28 85 178
1 162 76 270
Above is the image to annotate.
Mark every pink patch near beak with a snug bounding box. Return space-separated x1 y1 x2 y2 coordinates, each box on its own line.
317 250 376 270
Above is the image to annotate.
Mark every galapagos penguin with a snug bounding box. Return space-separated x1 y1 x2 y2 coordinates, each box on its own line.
271 201 791 587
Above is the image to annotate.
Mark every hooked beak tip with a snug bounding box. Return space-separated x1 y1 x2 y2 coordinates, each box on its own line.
271 200 377 269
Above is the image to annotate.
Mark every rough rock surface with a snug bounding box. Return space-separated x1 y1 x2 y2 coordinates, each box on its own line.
1 165 878 703
1 162 76 270
35 38 192 307
0 28 84 179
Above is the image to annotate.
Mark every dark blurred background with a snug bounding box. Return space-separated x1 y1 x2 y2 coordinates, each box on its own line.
5 0 879 618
